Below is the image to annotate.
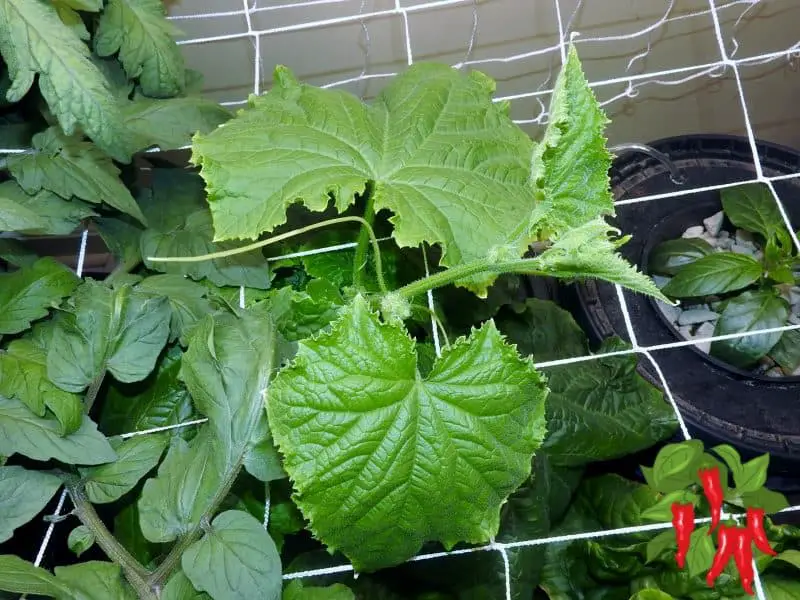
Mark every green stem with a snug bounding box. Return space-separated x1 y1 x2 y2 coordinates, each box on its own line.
84 372 106 414
148 454 246 588
352 182 376 289
65 481 156 599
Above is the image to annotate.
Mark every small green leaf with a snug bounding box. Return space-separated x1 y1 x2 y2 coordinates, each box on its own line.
721 183 786 240
268 295 548 571
8 128 146 224
0 257 78 335
0 395 116 465
80 434 168 503
0 338 83 435
769 329 800 373
283 580 355 599
67 525 95 557
711 444 744 482
648 238 715 276
710 290 789 368
649 441 704 493
47 281 171 393
0 555 64 596
639 490 698 522
662 252 763 298
264 280 345 343
138 431 223 543
137 274 214 346
532 220 667 301
53 561 137 599
685 526 715 578
243 416 285 483
122 96 231 153
139 169 271 289
114 503 158 568
731 454 769 493
53 2 90 40
645 530 676 563
182 510 282 600
739 487 789 514
0 0 129 161
95 0 186 98
0 466 62 543
161 570 211 600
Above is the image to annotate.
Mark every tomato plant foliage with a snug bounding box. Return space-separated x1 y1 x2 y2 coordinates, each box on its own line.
0 21 680 600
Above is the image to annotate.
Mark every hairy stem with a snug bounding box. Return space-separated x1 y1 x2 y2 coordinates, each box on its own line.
352 181 376 290
83 372 106 414
148 455 246 587
65 481 156 599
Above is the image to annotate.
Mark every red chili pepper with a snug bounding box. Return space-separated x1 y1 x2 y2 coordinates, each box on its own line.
671 502 695 569
746 507 777 556
698 467 724 532
707 523 734 588
730 526 755 596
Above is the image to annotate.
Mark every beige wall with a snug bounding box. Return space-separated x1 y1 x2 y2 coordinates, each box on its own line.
166 0 800 150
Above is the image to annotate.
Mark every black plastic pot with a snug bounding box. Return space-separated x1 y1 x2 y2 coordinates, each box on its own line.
567 134 800 496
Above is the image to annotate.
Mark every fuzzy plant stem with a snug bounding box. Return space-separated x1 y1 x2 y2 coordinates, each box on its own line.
352 181 376 290
65 481 156 600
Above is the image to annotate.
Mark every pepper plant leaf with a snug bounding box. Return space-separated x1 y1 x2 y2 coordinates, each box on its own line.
0 338 83 435
190 62 537 295
710 290 789 368
0 395 116 465
721 182 786 241
0 0 129 161
94 0 186 98
139 169 271 289
46 281 171 393
182 510 282 600
648 238 715 276
661 252 762 298
268 295 548 571
8 127 147 225
0 466 63 543
0 257 79 335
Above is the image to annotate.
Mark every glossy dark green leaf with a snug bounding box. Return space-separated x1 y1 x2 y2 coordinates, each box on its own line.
769 329 800 373
101 347 194 437
574 474 661 541
0 466 62 543
543 337 677 466
649 238 714 276
661 253 762 298
0 257 78 335
67 525 95 557
182 510 282 600
721 183 785 240
710 290 789 368
80 434 168 503
47 281 171 392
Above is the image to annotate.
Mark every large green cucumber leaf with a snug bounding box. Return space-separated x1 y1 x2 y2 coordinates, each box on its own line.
268 295 548 571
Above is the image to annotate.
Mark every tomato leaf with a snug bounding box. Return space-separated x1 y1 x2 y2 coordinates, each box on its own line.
182 510 282 600
721 182 786 241
0 555 66 596
80 434 168 503
283 580 355 599
0 466 62 543
0 181 95 235
268 295 548 571
139 169 271 289
710 290 789 368
161 570 211 600
53 561 137 599
0 395 115 465
8 127 146 224
648 238 715 276
0 257 78 335
67 525 95 557
136 274 215 346
662 252 763 297
46 281 171 392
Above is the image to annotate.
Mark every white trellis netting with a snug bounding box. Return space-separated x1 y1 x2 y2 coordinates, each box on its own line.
23 0 800 598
